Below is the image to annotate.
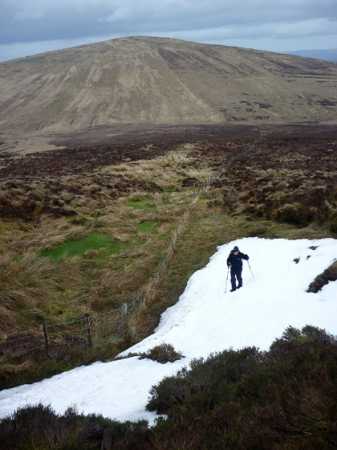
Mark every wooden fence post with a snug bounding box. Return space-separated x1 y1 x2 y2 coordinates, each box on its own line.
42 320 49 357
84 314 93 348
121 303 128 317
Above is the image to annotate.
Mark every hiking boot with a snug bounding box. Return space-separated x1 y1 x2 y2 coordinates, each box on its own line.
230 288 236 292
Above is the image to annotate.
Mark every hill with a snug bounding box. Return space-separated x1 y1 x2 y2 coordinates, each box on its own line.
292 48 337 63
1 36 337 134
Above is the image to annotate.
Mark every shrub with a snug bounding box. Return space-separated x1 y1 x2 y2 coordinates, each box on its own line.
147 326 337 449
273 203 316 227
142 344 183 364
0 404 151 450
2 327 337 450
307 261 337 293
147 347 260 415
330 220 337 235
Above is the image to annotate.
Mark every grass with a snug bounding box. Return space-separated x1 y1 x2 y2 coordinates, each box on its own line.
0 338 127 390
127 195 156 211
39 233 126 261
162 186 177 193
138 220 159 233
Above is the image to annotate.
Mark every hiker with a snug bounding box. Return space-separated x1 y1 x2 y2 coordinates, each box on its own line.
227 246 249 292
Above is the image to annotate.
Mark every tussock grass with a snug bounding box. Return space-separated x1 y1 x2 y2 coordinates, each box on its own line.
104 145 213 192
143 343 183 364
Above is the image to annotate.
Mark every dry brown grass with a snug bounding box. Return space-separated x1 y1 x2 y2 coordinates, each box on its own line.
0 143 205 386
0 148 202 347
103 145 214 191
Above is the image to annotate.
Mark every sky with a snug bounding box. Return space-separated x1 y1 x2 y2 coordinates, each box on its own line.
0 0 337 62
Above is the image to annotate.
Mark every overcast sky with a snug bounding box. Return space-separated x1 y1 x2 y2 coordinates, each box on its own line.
1 0 337 61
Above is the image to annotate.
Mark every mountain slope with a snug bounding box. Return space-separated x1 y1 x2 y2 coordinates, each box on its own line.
1 37 337 133
0 237 336 422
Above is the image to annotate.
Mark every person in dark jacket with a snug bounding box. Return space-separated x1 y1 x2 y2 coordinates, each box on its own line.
227 246 249 292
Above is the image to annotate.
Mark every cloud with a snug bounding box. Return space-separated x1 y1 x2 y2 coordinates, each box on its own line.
1 0 337 43
0 0 337 60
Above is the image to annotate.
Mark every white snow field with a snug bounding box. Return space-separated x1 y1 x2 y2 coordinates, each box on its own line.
0 237 336 423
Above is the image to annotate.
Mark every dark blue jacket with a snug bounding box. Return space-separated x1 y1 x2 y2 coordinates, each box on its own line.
227 251 249 271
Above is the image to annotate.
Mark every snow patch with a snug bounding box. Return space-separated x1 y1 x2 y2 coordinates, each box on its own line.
0 238 336 423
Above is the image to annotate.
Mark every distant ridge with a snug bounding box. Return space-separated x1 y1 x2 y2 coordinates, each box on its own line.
291 49 337 63
1 36 337 134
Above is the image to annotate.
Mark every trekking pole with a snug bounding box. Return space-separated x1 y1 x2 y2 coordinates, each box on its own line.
225 267 229 293
247 261 255 281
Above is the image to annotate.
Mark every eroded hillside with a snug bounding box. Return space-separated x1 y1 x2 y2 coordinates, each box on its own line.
1 37 337 133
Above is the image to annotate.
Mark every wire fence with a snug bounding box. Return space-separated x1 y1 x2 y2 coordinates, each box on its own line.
127 174 216 312
0 317 90 359
0 305 133 360
0 175 220 360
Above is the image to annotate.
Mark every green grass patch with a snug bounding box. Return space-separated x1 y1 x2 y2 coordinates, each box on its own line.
162 186 177 193
40 233 126 261
138 220 159 233
127 195 156 211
